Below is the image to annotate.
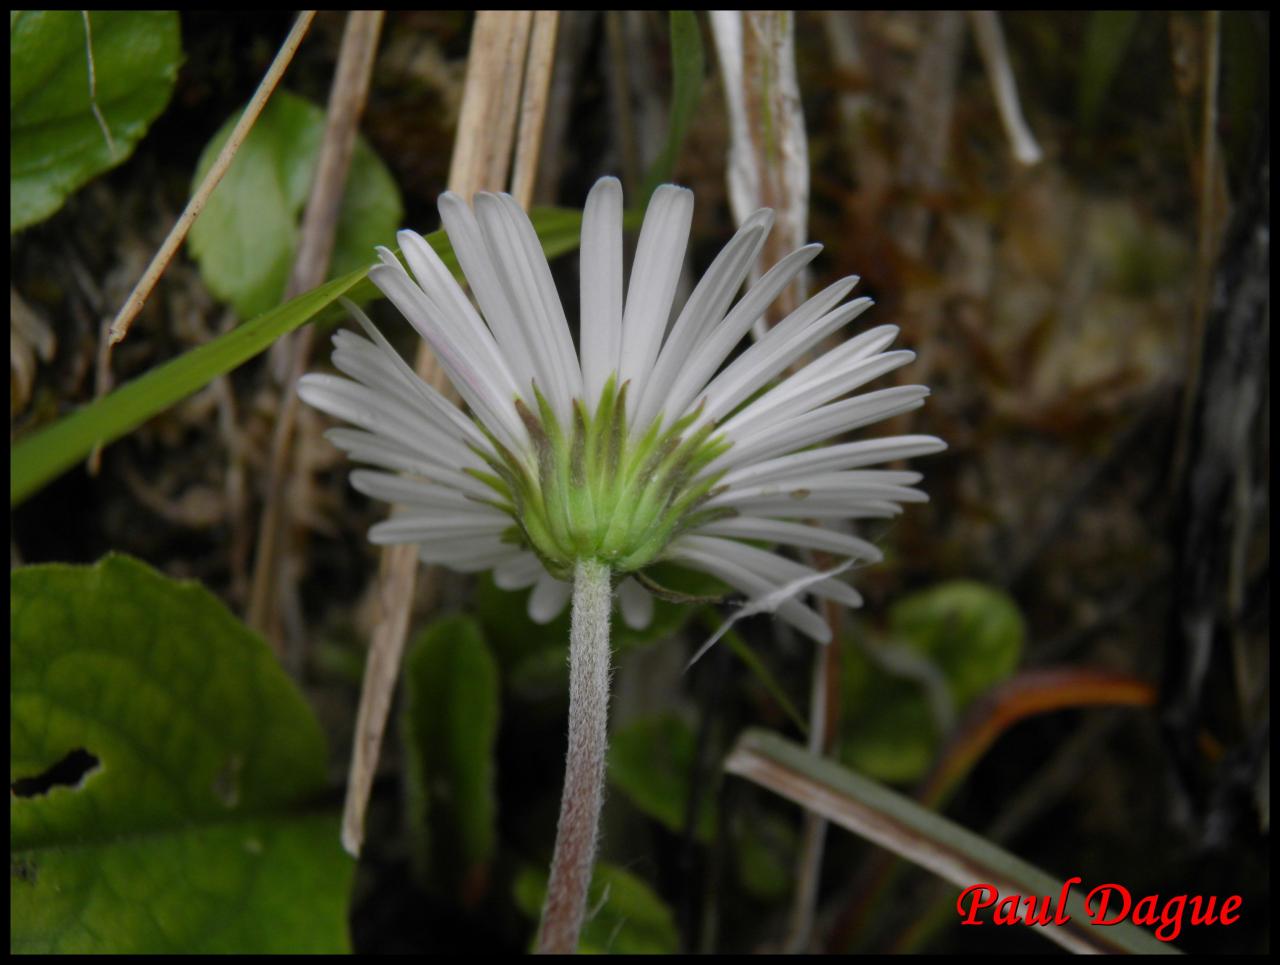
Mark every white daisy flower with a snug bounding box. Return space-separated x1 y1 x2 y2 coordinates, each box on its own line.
299 177 944 640
301 176 945 953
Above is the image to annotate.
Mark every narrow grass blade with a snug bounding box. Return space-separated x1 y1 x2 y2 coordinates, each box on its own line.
640 11 705 200
10 208 583 507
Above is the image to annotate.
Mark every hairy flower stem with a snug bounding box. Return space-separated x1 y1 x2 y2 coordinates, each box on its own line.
537 557 613 954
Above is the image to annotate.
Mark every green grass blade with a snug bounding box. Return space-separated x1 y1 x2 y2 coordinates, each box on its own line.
641 10 706 199
725 729 1180 955
10 208 583 507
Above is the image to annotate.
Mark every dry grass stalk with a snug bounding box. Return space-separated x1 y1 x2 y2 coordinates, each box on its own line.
342 10 549 857
510 11 559 209
247 10 386 650
710 11 810 328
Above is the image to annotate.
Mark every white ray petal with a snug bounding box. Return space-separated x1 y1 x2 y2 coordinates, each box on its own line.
635 209 773 429
474 193 583 420
708 471 927 510
369 512 510 544
617 577 655 630
720 435 947 489
787 322 901 383
349 469 502 512
298 374 478 472
712 385 930 471
697 284 868 424
417 539 524 572
529 573 572 624
679 535 863 608
437 191 541 396
662 243 822 425
695 516 884 561
619 185 695 395
324 429 495 500
721 349 916 440
664 541 831 642
369 258 527 456
396 229 522 401
327 339 492 460
713 496 904 519
335 300 497 456
494 552 545 590
579 176 625 404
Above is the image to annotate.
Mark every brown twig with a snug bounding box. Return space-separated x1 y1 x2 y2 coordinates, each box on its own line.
247 10 386 652
105 11 316 348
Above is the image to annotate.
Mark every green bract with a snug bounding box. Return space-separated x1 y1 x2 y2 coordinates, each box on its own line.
471 378 733 580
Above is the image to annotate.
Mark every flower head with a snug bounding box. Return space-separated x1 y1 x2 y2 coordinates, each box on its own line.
299 178 944 641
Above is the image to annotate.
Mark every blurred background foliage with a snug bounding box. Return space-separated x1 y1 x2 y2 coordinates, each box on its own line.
10 10 1269 955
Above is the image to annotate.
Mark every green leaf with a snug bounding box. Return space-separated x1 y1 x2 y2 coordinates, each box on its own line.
10 554 352 953
401 614 500 903
514 862 679 954
10 11 182 232
9 206 585 508
838 654 938 783
725 729 1178 955
188 90 403 319
641 10 706 198
888 580 1024 708
608 715 715 842
840 581 1025 783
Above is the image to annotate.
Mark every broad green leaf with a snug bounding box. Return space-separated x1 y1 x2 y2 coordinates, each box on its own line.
10 11 182 232
840 581 1025 783
188 91 403 318
725 729 1178 955
839 653 938 783
401 614 500 903
10 554 352 953
641 10 706 198
514 862 679 954
9 206 585 508
888 580 1024 708
608 715 715 842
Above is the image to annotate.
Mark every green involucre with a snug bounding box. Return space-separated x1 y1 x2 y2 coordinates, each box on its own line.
471 378 734 580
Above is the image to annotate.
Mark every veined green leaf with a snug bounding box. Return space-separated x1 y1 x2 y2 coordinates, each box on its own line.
10 554 352 953
608 715 716 842
10 11 182 232
188 91 403 319
9 206 584 507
